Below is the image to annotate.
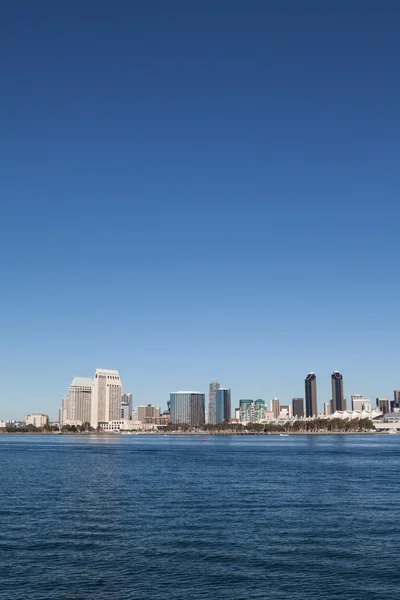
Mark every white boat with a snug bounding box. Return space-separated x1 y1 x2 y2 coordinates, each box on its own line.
279 433 289 437
388 428 397 434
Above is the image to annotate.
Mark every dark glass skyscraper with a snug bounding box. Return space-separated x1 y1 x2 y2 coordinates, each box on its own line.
305 373 317 417
331 371 344 412
292 398 304 418
215 388 231 423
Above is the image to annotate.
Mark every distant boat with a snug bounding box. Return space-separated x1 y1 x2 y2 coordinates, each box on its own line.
203 436 207 441
388 428 397 434
279 433 289 437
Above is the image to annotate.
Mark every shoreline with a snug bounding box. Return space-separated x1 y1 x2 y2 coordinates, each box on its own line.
0 430 389 436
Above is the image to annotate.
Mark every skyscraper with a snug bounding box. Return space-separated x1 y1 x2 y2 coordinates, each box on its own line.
59 396 69 427
253 399 265 422
292 398 304 418
331 371 344 412
394 390 400 409
68 377 92 423
170 392 205 426
305 373 317 417
239 399 253 423
215 388 231 423
271 398 280 419
324 402 331 416
208 379 220 425
90 369 122 428
121 391 133 419
376 398 390 415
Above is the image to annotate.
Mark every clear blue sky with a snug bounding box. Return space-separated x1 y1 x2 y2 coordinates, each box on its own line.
1 1 400 419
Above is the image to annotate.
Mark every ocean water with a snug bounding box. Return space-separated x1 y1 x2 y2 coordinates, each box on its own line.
0 434 399 600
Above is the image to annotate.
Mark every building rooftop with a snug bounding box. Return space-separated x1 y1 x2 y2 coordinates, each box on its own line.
70 376 92 387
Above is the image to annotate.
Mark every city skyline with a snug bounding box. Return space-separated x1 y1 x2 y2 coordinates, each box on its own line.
2 365 400 422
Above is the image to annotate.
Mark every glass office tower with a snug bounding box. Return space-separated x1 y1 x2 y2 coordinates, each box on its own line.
215 388 231 423
305 373 317 417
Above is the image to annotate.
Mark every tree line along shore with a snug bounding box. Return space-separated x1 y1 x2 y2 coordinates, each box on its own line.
0 418 377 434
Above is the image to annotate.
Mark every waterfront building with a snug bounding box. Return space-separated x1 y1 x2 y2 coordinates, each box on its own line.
100 419 136 432
305 373 317 417
208 379 220 425
239 399 253 423
90 369 122 428
330 408 381 421
170 392 205 426
376 397 390 415
121 391 133 419
59 396 69 427
324 402 331 416
0 420 19 429
253 399 265 421
238 399 266 423
68 377 92 424
372 408 400 431
331 371 344 413
215 388 231 423
292 398 304 418
271 398 280 419
137 404 160 423
26 413 49 428
144 415 170 426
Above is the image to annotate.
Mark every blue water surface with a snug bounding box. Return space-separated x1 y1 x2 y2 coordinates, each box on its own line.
0 434 398 600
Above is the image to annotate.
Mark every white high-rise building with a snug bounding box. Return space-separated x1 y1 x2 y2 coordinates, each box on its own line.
59 396 69 427
68 377 92 423
91 369 122 427
351 394 371 412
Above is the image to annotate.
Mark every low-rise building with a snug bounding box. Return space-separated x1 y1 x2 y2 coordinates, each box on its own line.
0 420 18 429
99 420 161 432
373 409 400 431
26 413 49 428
